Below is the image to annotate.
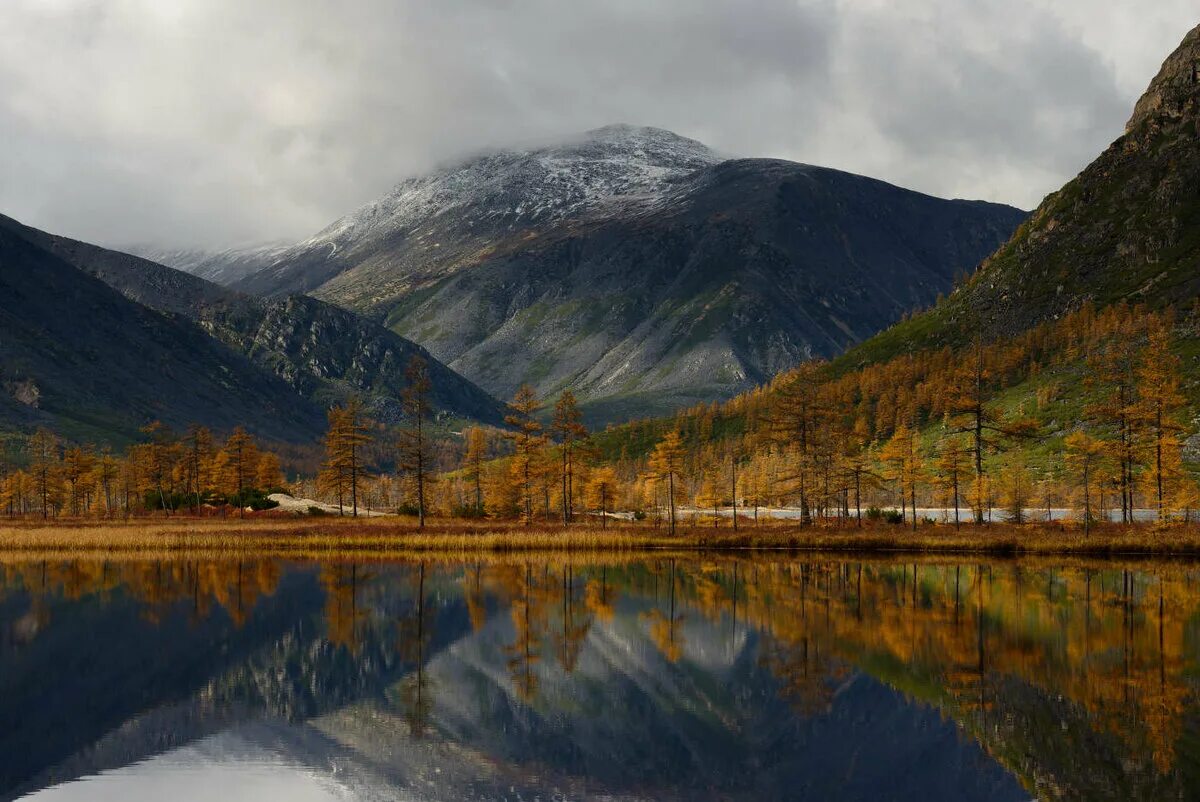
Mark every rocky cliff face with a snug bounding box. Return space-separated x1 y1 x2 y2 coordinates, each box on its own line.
231 126 1024 421
855 23 1200 361
1126 25 1200 133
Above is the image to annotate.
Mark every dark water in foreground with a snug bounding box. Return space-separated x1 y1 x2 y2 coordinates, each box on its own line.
1 557 1198 801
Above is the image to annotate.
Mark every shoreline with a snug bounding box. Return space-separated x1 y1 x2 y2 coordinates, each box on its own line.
4 516 1200 561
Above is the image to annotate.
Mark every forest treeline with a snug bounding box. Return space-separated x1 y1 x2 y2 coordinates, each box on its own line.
0 422 284 518
427 302 1200 533
3 303 1198 531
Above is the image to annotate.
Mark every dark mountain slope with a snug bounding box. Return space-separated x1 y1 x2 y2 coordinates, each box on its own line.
838 22 1200 369
230 126 1024 421
0 226 323 443
0 215 505 426
413 159 1026 419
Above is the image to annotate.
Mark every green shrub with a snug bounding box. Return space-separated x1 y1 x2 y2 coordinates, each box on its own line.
450 504 487 518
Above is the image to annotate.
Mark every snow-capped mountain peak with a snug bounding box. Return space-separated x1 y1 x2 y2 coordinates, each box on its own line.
301 124 722 252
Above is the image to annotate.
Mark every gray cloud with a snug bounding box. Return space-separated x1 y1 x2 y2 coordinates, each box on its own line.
0 0 1195 248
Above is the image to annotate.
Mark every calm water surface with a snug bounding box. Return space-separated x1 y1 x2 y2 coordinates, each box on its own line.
2 556 1198 800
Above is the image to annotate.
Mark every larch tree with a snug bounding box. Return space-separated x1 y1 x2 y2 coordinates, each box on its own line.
768 363 827 525
321 400 372 517
944 338 1038 524
398 356 434 527
184 425 214 511
505 385 545 526
256 451 283 491
62 446 95 516
28 428 60 519
695 464 724 529
1136 323 1187 520
996 453 1032 524
649 430 686 535
94 448 119 516
220 426 260 516
933 431 970 529
1085 332 1141 523
839 416 879 526
1065 431 1107 536
140 421 179 514
462 426 488 516
318 407 350 514
880 423 922 531
551 391 588 525
586 466 619 528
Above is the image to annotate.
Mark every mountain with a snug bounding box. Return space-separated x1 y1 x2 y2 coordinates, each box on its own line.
124 242 293 286
0 566 1027 802
235 124 723 300
0 214 506 430
229 125 1025 422
0 223 324 444
842 22 1200 367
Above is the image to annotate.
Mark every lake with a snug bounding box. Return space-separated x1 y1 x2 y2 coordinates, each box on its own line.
1 555 1197 800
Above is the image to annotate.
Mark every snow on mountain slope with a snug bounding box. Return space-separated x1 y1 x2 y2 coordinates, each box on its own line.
125 242 294 286
234 125 721 301
305 124 718 250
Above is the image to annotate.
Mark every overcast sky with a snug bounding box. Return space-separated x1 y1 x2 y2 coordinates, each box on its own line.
1 1 1196 249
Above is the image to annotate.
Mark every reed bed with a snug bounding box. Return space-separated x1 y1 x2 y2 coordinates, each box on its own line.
4 515 1200 562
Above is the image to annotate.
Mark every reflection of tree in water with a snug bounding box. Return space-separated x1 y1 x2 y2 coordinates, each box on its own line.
502 563 548 702
321 563 371 652
667 558 1200 796
641 559 685 663
394 562 435 738
5 555 1200 794
552 566 592 673
584 566 615 624
757 564 849 715
465 562 488 633
0 559 284 630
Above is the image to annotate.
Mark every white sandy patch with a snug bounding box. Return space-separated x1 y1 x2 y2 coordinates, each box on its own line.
268 494 392 517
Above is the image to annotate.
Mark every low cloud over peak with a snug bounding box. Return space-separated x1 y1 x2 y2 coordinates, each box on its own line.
0 0 1195 248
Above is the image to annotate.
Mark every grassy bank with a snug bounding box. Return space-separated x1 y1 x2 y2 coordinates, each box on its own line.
4 516 1200 561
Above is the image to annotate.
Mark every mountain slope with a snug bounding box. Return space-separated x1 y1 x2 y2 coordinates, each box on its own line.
0 215 505 427
0 225 324 444
123 242 293 286
839 22 1200 369
236 124 723 302
232 125 1025 421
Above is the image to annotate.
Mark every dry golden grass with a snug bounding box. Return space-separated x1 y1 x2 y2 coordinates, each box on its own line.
4 514 1200 563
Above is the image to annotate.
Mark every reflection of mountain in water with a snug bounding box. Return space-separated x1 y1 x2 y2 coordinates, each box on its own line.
0 564 469 800
18 559 1192 801
300 595 1025 801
